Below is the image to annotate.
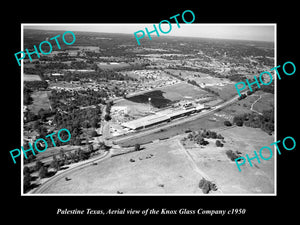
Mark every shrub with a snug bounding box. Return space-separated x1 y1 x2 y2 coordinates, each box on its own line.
23 174 32 193
91 130 98 137
236 120 243 126
23 166 31 175
39 165 48 179
104 114 111 121
224 120 232 126
215 140 224 147
225 150 242 161
35 160 44 172
195 136 209 145
134 144 141 151
199 178 218 194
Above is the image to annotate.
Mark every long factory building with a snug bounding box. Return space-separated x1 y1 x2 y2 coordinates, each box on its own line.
121 104 207 130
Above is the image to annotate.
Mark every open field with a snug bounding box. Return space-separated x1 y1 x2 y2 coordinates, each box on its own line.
24 74 42 81
160 82 208 101
207 83 239 101
27 91 51 114
252 92 274 113
114 99 152 118
96 62 131 70
222 91 274 116
39 140 205 194
166 69 232 86
126 82 208 108
186 126 275 194
40 126 275 194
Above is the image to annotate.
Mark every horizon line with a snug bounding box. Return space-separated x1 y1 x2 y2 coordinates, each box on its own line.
23 24 276 43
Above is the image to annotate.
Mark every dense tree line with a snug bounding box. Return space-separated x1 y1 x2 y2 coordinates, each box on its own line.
260 84 274 94
24 86 33 105
233 109 274 134
202 87 220 96
187 79 200 87
238 93 247 100
48 70 136 83
24 81 48 90
53 106 101 145
49 89 107 110
185 129 224 146
226 74 247 82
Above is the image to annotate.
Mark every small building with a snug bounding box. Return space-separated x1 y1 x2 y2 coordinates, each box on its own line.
51 73 64 76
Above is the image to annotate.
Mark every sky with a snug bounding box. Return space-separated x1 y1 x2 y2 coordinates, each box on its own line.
24 24 275 42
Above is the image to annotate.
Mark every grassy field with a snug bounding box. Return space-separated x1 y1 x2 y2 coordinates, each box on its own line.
186 126 275 194
24 74 42 81
27 91 51 114
40 139 204 194
41 126 275 194
206 83 239 101
160 82 208 101
126 82 208 109
96 62 131 70
114 98 156 118
252 92 274 113
223 91 274 116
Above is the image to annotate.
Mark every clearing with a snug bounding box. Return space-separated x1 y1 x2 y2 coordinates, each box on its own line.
185 126 275 194
27 91 52 114
40 126 275 194
39 139 204 194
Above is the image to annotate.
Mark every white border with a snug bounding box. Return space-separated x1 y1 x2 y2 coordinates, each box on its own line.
21 23 277 196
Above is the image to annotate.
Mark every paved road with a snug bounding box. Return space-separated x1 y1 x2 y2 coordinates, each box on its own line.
30 150 111 194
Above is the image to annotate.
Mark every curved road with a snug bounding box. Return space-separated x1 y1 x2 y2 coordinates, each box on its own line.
30 92 244 194
30 150 111 194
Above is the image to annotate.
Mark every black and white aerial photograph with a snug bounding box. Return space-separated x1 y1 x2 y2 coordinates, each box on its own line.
21 24 276 195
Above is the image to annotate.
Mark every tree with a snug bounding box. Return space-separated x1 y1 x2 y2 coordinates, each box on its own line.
238 93 247 100
104 114 111 121
35 160 43 172
88 144 94 152
39 165 48 179
78 149 89 161
195 136 209 145
99 142 107 150
50 155 60 171
38 108 47 121
216 140 224 147
106 101 112 114
233 115 244 126
24 173 32 192
236 120 243 126
59 149 66 161
91 119 99 128
210 131 217 139
134 144 141 151
91 130 98 137
224 120 232 126
225 150 241 161
33 120 40 130
23 166 31 176
199 178 217 194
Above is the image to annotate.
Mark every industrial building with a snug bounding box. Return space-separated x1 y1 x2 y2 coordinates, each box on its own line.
121 104 206 130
